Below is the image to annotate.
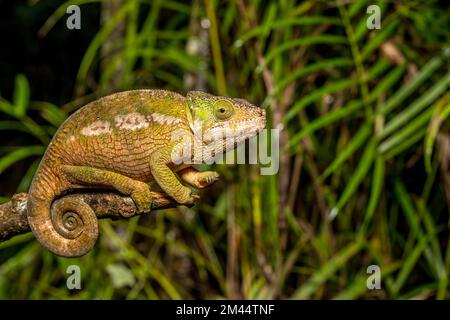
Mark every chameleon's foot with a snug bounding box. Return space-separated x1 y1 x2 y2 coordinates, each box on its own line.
178 167 220 189
130 182 153 213
197 171 220 188
173 186 196 205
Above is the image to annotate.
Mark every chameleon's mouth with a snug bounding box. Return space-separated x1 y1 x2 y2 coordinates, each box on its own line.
204 115 266 144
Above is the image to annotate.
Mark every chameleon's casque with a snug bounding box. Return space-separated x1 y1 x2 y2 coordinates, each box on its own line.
27 90 266 257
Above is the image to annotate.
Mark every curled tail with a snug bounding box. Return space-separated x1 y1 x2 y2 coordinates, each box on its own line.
27 166 98 257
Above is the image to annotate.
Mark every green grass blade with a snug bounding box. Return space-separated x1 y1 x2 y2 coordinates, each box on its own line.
288 101 364 149
20 116 50 144
76 3 131 93
0 145 45 174
285 78 356 122
391 234 430 297
122 0 140 87
361 20 399 60
334 139 376 212
288 64 406 147
424 94 450 172
0 121 28 132
417 199 446 281
13 74 30 118
381 56 445 115
379 107 434 154
348 0 368 18
393 178 442 282
369 64 407 100
285 58 390 122
360 154 385 234
265 35 347 65
0 99 15 117
290 239 364 299
205 0 227 95
16 160 40 193
321 123 372 180
234 16 342 47
383 127 427 159
274 57 353 95
381 72 450 138
32 102 67 127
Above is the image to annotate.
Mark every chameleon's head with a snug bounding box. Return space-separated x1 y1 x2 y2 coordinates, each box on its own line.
186 91 266 149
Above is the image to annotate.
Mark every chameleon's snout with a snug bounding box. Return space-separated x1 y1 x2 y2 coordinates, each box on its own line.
260 108 266 121
260 108 266 117
255 108 265 120
257 108 266 130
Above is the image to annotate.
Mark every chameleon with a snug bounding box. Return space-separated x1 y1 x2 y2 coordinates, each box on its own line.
27 90 266 257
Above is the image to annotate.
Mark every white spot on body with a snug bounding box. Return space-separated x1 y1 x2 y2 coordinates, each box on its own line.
151 112 182 126
81 120 112 136
81 111 183 136
68 135 76 141
115 112 148 130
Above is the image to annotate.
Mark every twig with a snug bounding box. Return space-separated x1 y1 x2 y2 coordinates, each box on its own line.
0 190 189 242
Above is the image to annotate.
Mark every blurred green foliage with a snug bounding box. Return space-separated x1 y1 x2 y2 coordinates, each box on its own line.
0 0 449 299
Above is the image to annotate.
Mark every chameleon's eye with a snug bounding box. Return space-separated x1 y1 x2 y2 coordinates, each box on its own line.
213 100 234 120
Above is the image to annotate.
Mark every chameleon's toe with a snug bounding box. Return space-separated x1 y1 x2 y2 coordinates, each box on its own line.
131 184 152 213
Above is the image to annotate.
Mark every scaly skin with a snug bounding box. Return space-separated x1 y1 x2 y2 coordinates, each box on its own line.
27 89 266 257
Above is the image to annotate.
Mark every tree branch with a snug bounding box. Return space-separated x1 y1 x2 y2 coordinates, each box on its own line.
0 190 190 242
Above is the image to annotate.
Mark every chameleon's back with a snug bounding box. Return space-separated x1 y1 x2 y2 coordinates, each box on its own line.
27 90 190 257
51 89 188 180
